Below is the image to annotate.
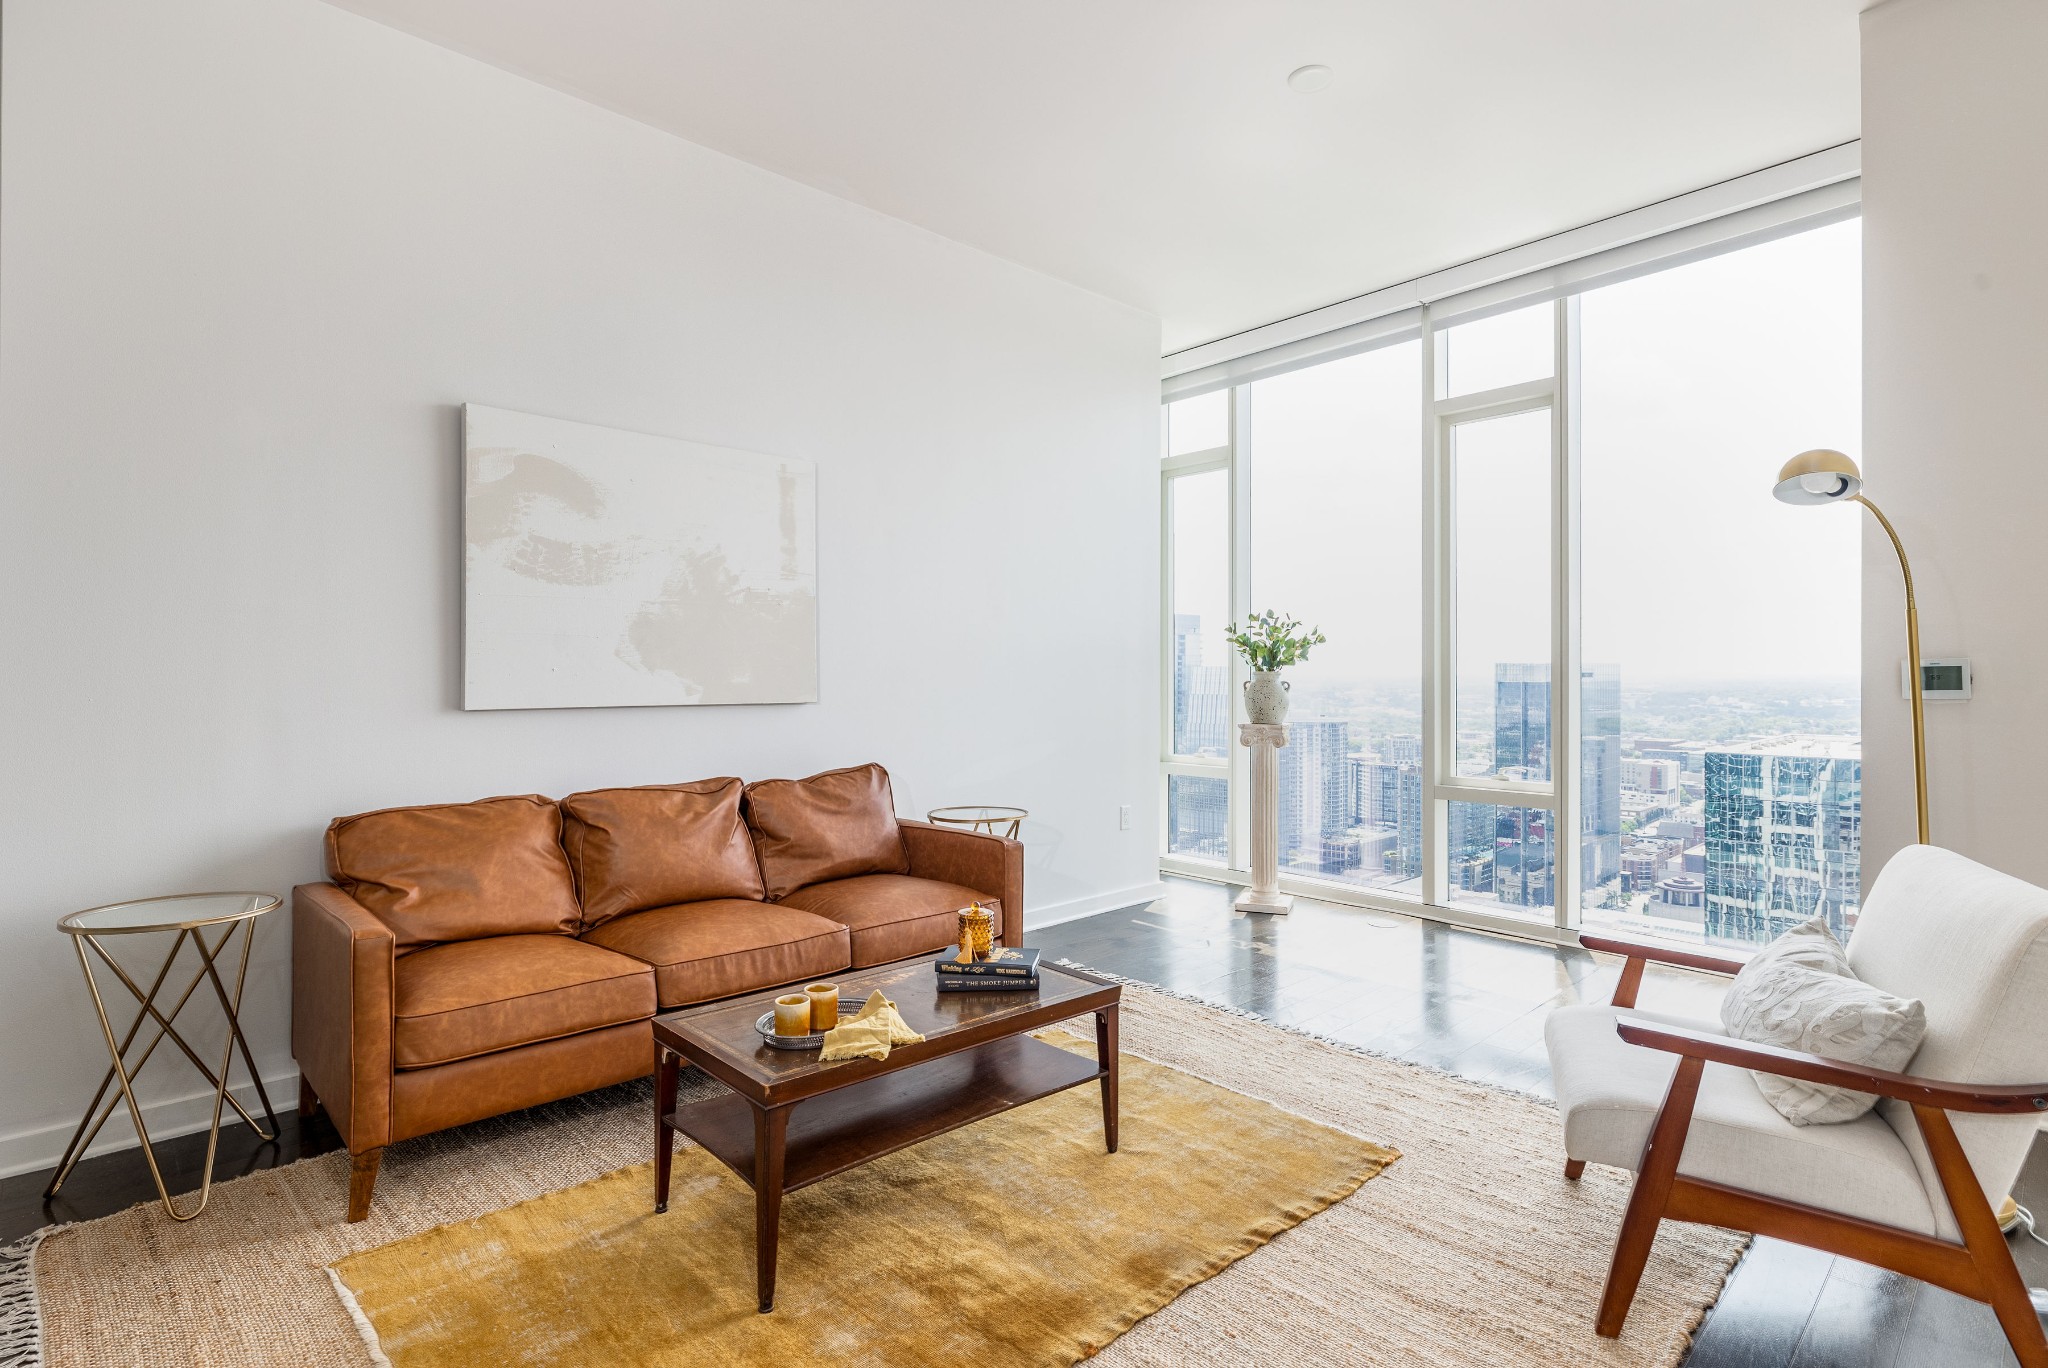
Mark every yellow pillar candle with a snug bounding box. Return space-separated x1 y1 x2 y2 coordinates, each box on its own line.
773 994 811 1037
805 983 840 1032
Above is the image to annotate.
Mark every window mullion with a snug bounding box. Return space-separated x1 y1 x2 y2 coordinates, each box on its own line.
1226 385 1253 872
1420 307 1448 909
1553 298 1582 931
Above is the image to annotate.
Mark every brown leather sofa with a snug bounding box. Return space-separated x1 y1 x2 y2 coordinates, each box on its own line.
291 763 1020 1221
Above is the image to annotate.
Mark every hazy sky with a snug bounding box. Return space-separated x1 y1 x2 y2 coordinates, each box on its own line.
1170 218 1863 692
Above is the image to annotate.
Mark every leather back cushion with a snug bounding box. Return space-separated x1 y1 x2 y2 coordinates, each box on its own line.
560 779 765 929
326 794 582 951
744 763 910 900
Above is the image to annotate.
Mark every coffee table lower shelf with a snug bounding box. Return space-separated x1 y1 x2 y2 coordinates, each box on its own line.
667 1034 1104 1194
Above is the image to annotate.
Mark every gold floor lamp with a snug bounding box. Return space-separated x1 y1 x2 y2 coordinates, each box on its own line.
1771 449 1930 847
1769 451 2021 1227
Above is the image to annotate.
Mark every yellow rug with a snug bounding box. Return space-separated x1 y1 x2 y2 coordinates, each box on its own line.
328 1032 1396 1366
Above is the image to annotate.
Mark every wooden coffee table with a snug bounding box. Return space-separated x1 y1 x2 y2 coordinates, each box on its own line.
651 958 1121 1312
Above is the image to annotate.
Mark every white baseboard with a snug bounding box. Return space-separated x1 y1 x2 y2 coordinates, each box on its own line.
1023 881 1168 933
0 1068 301 1181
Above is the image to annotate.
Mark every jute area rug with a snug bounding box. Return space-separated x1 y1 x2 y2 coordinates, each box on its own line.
330 1028 1392 1365
27 979 1745 1366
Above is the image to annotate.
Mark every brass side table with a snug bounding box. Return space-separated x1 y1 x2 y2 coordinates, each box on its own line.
49 892 282 1221
926 805 1028 840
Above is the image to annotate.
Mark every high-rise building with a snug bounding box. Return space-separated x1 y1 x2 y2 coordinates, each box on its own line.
1170 614 1230 758
1391 762 1423 878
1621 757 1681 794
1357 757 1401 829
1483 663 1620 909
1278 719 1353 870
1580 665 1623 889
1166 776 1228 860
1377 735 1423 767
1494 664 1551 780
1702 738 1862 944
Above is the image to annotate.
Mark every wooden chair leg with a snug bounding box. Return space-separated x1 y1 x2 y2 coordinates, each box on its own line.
347 1147 383 1223
1565 1158 1586 1181
297 1075 320 1118
1913 1105 2048 1368
1597 1056 1704 1338
1610 956 1646 1009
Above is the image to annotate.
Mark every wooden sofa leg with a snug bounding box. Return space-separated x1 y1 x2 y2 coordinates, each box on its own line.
298 1075 320 1118
1914 1104 2048 1368
1597 1056 1703 1338
348 1148 383 1223
1565 1158 1586 1181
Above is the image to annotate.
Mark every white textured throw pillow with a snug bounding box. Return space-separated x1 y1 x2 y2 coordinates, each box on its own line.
1720 916 1928 1126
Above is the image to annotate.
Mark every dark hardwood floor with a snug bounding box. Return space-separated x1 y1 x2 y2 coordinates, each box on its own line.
1032 876 2048 1368
7 873 2045 1367
1 1102 344 1241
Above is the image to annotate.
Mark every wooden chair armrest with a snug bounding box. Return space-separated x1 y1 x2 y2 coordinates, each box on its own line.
1579 931 1748 976
1578 931 1747 1008
1615 1019 2048 1116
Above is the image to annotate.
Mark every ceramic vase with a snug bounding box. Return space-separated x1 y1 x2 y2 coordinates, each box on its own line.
1243 670 1291 724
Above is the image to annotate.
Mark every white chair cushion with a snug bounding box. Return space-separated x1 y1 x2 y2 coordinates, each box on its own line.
1545 1003 1938 1235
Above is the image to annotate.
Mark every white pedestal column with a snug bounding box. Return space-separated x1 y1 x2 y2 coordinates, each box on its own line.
1234 722 1293 915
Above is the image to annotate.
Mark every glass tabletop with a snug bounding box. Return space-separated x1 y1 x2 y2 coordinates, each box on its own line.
58 892 282 936
656 957 1110 1087
926 806 1028 822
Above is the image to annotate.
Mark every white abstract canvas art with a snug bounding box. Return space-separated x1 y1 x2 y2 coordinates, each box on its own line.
462 404 817 710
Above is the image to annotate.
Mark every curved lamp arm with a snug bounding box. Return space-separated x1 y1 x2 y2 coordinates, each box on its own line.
1854 494 1931 847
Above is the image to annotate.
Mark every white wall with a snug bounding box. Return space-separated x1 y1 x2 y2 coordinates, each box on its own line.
1860 0 2048 886
0 0 1162 1174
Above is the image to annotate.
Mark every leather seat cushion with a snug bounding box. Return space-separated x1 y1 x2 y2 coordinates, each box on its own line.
1545 1004 1938 1236
393 935 655 1069
327 794 582 951
581 900 851 1008
743 764 909 901
780 875 998 969
560 779 765 929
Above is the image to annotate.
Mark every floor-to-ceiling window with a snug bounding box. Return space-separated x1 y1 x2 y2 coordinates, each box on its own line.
1248 343 1423 896
1576 219 1862 948
1159 213 1862 949
1162 392 1234 861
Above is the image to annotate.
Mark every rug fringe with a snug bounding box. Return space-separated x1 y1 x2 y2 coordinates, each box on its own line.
0 1227 52 1368
325 1267 393 1368
1053 959 1558 1108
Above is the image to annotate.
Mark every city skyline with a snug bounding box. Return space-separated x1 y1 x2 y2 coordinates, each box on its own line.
1169 611 1861 947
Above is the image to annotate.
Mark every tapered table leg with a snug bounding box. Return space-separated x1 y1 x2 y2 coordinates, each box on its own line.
754 1104 790 1313
653 1045 679 1214
1096 1005 1120 1154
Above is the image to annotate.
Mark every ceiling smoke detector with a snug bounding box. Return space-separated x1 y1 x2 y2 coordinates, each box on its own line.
1287 64 1334 94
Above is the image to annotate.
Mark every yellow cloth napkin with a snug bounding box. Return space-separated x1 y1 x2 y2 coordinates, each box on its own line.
819 990 926 1062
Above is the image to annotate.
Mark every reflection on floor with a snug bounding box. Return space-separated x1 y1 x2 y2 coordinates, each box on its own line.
1034 873 2048 1368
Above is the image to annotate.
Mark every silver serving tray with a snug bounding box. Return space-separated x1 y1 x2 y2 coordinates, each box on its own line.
755 1011 833 1051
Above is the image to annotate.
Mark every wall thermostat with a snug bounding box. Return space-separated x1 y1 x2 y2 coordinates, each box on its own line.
1902 659 1971 700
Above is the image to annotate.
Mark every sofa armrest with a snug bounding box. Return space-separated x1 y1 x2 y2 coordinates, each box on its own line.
898 820 1025 943
292 882 395 1152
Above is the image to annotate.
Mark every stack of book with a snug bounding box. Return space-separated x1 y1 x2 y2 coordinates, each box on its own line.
934 946 1041 992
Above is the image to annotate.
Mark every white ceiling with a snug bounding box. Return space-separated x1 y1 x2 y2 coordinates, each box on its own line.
324 0 1864 354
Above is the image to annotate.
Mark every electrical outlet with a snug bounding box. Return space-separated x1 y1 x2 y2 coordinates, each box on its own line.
1119 804 1132 831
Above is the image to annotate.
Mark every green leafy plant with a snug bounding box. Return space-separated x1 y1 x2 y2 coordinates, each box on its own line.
1225 610 1326 671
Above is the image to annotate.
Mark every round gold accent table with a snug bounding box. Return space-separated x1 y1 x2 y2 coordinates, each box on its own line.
49 892 282 1220
925 805 1028 840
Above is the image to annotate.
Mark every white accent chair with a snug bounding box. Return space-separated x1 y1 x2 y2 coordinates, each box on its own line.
1545 845 2048 1366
